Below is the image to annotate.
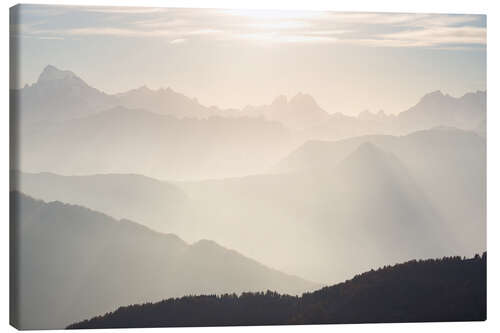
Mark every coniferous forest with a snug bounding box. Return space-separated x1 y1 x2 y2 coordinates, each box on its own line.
68 254 486 329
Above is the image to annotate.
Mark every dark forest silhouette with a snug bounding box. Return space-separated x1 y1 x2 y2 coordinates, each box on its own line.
68 253 486 329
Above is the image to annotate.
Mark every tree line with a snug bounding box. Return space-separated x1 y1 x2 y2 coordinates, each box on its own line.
68 253 486 329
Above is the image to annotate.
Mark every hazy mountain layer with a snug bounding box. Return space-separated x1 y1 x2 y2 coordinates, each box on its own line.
10 192 317 330
14 66 486 133
11 65 486 292
17 106 296 180
14 128 484 284
12 65 487 180
277 127 486 257
11 171 187 232
175 141 452 283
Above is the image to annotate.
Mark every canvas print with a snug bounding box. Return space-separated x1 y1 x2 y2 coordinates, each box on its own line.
9 4 486 330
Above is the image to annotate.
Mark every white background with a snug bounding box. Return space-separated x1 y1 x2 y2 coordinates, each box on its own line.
1 0 498 332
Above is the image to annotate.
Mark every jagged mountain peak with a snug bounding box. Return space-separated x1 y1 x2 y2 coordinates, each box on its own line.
421 90 444 99
137 85 151 92
358 109 388 121
37 65 79 83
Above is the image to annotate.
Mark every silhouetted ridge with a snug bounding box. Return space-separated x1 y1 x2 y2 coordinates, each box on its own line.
11 191 318 329
68 254 486 328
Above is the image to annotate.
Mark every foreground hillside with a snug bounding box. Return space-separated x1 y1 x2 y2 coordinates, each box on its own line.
10 192 317 329
69 254 486 328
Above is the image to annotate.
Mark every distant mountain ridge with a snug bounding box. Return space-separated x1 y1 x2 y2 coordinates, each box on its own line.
12 65 487 180
14 65 239 123
13 65 486 134
397 90 486 132
114 85 241 119
16 104 296 180
242 93 330 129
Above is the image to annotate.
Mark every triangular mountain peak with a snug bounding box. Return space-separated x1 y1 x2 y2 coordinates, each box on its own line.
348 141 384 158
336 142 403 177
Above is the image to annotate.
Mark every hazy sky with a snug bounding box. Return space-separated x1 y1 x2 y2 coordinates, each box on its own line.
11 5 486 115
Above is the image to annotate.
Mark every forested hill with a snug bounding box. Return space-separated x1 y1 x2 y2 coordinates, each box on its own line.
68 254 486 329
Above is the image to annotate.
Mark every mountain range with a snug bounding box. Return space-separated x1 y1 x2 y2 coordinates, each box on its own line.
10 64 487 329
15 65 486 132
11 66 487 180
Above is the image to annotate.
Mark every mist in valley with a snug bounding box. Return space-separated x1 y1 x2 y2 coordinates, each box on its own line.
10 5 486 329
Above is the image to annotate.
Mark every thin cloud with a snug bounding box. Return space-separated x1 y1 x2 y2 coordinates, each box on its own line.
170 38 187 44
380 26 486 46
12 6 486 48
328 12 481 28
230 32 338 44
38 36 65 40
185 29 224 35
65 27 161 37
80 6 169 15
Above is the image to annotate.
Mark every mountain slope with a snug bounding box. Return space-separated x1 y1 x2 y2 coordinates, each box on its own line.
173 142 449 283
10 192 317 330
12 171 187 232
276 127 486 257
17 106 296 180
67 254 486 328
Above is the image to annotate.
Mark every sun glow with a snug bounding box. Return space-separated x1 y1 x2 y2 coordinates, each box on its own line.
223 9 326 21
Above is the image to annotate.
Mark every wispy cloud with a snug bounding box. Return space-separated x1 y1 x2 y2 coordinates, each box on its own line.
379 26 486 47
170 38 187 44
79 6 170 15
65 27 172 37
37 36 65 40
327 12 480 27
11 6 486 48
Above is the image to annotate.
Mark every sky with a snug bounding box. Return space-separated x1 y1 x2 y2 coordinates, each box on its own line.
10 4 486 115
